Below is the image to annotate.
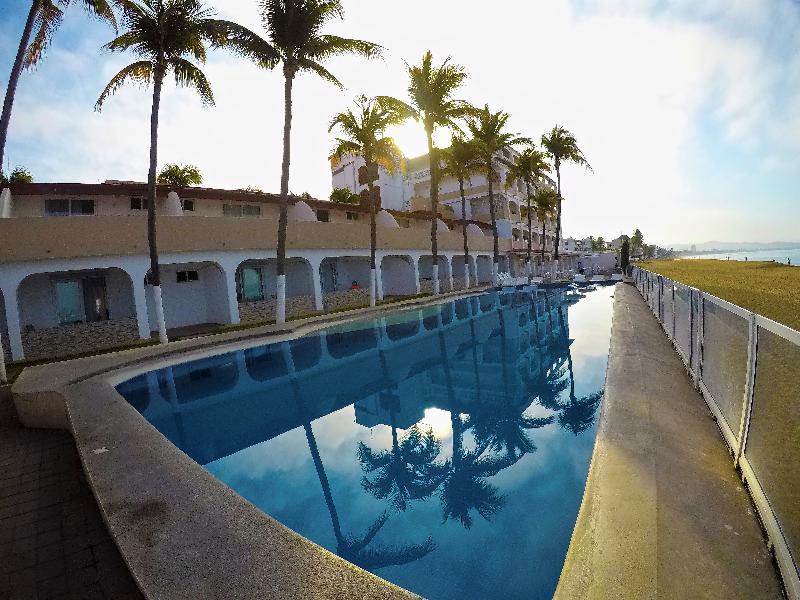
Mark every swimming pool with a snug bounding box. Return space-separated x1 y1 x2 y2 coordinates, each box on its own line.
117 284 616 600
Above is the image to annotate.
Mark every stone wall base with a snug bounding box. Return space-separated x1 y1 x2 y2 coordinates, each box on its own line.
21 317 140 362
323 289 369 311
238 296 317 324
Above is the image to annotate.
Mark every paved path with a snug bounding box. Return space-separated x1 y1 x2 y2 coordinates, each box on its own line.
556 282 784 599
0 398 143 600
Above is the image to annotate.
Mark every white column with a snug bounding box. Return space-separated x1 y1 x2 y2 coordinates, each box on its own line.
2 283 24 362
369 268 377 307
276 275 286 324
222 265 240 325
412 257 421 294
150 285 169 343
376 259 385 302
309 258 324 312
131 275 152 340
432 263 440 295
447 257 454 292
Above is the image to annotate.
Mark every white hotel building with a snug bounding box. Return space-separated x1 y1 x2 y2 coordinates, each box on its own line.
0 151 571 367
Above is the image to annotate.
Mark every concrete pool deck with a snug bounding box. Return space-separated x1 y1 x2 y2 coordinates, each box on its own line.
555 282 784 599
8 282 786 598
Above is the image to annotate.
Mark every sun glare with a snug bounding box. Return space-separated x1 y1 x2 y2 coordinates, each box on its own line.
386 122 452 159
418 408 453 440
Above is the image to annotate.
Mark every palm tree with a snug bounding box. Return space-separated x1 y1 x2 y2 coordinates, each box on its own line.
440 135 481 289
379 52 471 295
260 0 381 324
504 146 552 281
0 0 117 177
531 187 558 270
466 406 552 460
95 0 271 343
329 95 407 307
466 105 529 281
540 126 592 262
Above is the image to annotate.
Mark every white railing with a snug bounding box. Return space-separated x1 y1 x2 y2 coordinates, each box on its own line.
631 266 800 598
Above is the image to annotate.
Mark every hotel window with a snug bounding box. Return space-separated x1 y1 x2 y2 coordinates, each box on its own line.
223 203 242 217
130 197 145 210
241 267 264 301
45 198 95 216
346 212 359 221
54 277 109 325
176 270 199 283
316 210 329 222
182 199 195 212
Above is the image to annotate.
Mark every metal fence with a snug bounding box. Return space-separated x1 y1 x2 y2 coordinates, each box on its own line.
632 266 800 598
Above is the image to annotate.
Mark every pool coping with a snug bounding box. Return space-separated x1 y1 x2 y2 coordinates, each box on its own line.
12 288 496 599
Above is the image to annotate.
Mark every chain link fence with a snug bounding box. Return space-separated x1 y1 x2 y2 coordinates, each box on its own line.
632 266 800 598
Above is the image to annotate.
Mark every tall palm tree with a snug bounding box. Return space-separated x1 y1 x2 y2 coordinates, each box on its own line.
379 52 471 295
1 0 117 178
96 0 272 343
504 146 552 281
260 0 381 324
440 135 480 289
531 187 558 270
540 125 592 262
466 105 529 281
329 95 407 307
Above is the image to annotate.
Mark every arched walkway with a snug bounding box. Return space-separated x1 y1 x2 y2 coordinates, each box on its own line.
476 256 493 284
237 258 316 323
153 261 233 334
418 255 452 294
320 256 370 310
451 255 476 290
380 255 417 297
16 267 139 361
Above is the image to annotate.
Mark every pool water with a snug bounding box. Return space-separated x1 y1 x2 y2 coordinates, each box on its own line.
118 285 616 600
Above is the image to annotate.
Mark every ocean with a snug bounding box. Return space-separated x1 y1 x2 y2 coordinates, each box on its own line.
685 248 800 265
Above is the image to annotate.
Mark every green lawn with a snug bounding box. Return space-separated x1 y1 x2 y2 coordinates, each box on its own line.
640 259 800 331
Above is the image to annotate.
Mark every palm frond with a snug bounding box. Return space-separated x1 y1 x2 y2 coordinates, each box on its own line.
25 1 63 67
297 58 342 87
201 19 280 69
170 57 214 105
94 60 153 110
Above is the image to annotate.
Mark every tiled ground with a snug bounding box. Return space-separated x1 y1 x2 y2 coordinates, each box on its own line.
0 399 143 600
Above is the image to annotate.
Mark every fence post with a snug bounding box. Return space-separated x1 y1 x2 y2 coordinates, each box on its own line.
735 312 758 466
697 292 705 387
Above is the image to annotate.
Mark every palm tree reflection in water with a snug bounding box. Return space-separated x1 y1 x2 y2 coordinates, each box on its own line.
293 380 436 570
312 289 603 568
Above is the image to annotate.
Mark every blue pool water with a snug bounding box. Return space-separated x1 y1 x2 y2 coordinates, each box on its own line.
117 285 616 599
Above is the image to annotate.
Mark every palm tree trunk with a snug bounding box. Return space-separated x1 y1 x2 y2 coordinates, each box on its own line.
541 219 546 271
460 178 469 288
0 1 38 178
148 66 168 344
276 73 294 324
368 177 377 307
525 183 532 282
426 128 440 295
487 163 499 281
554 162 562 261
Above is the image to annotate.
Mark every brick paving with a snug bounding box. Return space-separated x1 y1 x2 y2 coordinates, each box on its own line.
0 399 143 600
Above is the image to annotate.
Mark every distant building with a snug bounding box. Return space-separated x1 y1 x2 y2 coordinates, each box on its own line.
610 235 628 250
690 244 697 253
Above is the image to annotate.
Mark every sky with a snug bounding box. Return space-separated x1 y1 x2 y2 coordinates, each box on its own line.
1 0 799 246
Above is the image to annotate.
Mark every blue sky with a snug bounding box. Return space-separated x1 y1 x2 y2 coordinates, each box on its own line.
1 0 799 245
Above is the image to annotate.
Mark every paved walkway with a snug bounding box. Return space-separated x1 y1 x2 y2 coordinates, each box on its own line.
0 397 143 600
556 282 784 599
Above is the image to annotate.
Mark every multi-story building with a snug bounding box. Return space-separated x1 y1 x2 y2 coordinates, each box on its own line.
0 181 520 365
330 147 561 269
